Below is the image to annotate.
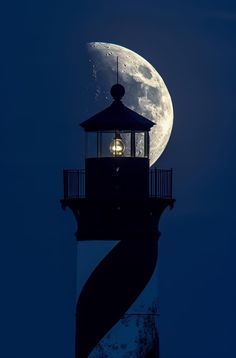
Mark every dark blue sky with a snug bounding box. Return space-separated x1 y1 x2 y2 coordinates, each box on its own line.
1 0 236 357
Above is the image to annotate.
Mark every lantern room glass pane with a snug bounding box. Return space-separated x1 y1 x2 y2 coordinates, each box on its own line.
101 132 113 157
122 133 131 157
86 132 97 158
135 132 145 157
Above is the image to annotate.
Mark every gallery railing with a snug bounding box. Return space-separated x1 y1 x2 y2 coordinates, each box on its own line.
63 169 86 199
63 168 173 200
149 168 172 199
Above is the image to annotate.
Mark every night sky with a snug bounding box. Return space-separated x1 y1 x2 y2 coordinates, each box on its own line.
1 0 236 357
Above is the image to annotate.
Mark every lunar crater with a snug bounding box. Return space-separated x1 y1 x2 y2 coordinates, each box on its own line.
139 65 153 79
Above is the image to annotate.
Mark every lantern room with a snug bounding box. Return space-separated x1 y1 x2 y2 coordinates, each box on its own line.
79 83 155 199
80 84 155 159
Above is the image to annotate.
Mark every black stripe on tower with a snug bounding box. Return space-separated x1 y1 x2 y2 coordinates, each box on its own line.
75 239 158 358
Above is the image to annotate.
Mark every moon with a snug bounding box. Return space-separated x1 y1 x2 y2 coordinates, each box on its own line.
87 42 173 166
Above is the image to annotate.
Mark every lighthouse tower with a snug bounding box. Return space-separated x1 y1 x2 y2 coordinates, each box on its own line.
61 83 174 357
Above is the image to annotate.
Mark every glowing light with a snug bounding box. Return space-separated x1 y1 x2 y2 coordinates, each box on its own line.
110 133 125 157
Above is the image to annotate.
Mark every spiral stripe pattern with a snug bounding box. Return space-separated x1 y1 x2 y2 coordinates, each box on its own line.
75 239 158 357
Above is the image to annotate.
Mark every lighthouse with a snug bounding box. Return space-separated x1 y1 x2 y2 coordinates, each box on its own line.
61 82 174 357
